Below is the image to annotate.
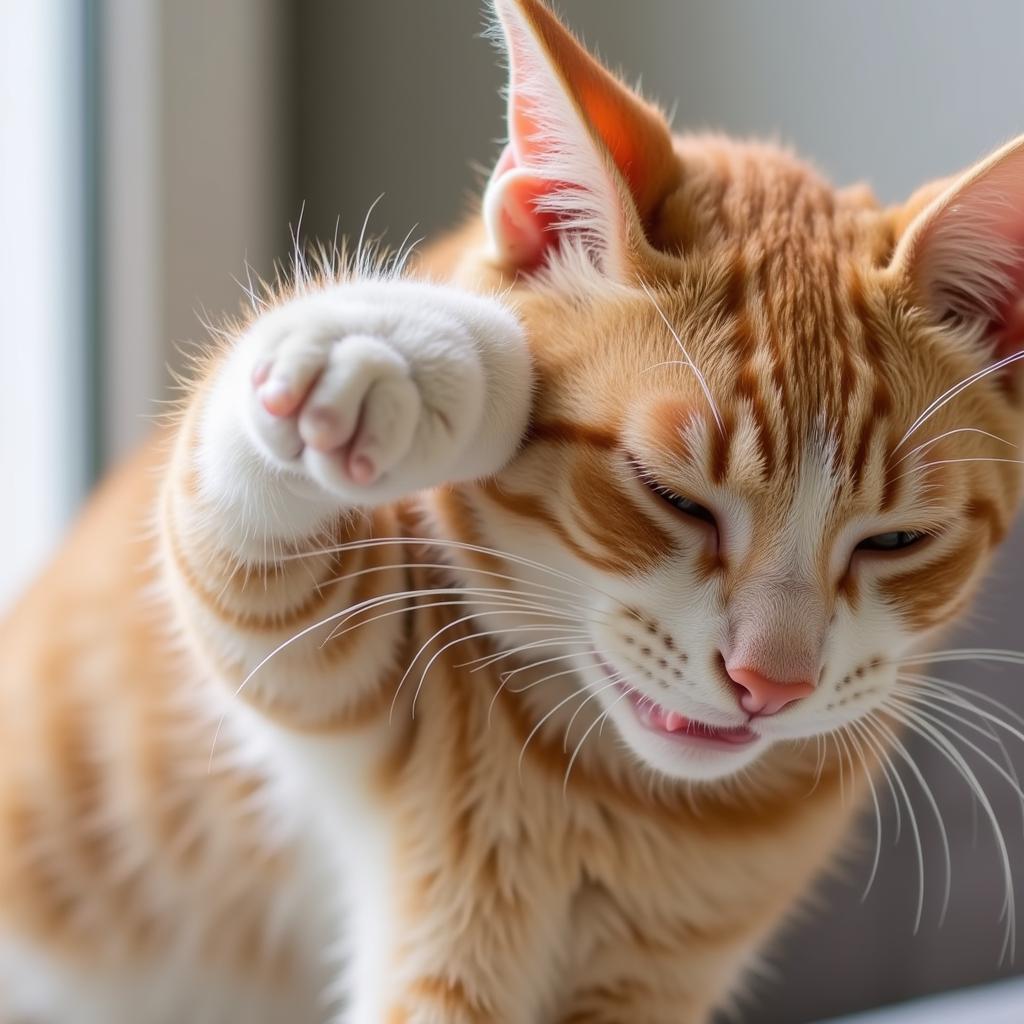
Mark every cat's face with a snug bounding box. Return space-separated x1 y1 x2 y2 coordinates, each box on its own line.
457 0 1024 782
480 241 1022 782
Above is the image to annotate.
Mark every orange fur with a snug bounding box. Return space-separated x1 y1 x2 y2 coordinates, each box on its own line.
3 2 1024 1021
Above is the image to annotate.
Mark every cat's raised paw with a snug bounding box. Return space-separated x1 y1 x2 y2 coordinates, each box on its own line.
228 282 530 507
252 329 421 488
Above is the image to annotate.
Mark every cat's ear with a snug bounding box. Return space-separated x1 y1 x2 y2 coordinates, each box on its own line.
889 135 1024 358
483 0 678 278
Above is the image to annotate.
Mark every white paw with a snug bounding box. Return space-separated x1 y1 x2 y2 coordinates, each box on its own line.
250 330 421 484
233 281 531 506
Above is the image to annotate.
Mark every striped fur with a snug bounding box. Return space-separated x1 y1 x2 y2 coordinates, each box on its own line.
3 1 1024 1020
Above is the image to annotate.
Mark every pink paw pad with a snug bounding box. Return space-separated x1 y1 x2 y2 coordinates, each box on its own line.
348 453 377 485
258 378 298 417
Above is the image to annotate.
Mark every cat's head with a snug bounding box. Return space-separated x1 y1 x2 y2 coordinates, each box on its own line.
452 0 1024 782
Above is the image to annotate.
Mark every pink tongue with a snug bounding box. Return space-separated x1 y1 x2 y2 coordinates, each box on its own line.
643 702 752 744
647 704 689 732
664 710 687 732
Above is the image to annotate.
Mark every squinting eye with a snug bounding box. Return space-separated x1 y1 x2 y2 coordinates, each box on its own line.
649 486 717 528
855 530 926 553
628 456 718 530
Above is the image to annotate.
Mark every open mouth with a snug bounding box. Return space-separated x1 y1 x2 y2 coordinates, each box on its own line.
617 684 759 751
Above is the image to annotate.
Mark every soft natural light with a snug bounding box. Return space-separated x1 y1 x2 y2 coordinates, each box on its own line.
0 0 87 608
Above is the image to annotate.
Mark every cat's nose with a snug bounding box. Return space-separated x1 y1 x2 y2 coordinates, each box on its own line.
724 663 814 717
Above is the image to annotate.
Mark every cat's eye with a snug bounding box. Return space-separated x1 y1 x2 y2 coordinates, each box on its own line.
628 456 719 531
647 484 717 528
855 530 927 553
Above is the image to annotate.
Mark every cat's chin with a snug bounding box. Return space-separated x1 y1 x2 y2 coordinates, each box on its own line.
598 681 768 782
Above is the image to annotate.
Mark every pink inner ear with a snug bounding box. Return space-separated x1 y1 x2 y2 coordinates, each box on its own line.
902 138 1024 362
981 194 1024 359
484 0 679 274
484 144 567 269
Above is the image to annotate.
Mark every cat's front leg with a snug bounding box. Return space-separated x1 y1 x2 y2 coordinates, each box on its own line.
159 277 531 1023
160 277 532 729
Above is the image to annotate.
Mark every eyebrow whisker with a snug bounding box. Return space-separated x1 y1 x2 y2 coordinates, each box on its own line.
640 279 726 437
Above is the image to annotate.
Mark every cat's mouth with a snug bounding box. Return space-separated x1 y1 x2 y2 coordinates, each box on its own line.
617 685 759 750
590 655 759 752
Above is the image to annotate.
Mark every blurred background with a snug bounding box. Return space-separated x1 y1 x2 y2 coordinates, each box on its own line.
2 1 1024 1020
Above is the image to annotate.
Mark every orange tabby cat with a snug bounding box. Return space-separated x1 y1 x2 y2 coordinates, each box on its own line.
3 1 1024 1021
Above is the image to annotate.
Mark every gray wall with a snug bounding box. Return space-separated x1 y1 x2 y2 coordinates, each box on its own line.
289 1 1024 237
287 3 1024 1021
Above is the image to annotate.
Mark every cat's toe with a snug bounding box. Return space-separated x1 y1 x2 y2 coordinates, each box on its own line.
295 335 420 494
343 374 422 485
253 334 330 418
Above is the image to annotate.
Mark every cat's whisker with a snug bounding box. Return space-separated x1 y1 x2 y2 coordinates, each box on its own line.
222 562 601 713
231 586 578 707
562 673 625 752
893 695 1024 820
459 633 596 674
322 597 592 650
322 595 561 647
402 616 591 721
855 713 927 932
912 673 1024 724
900 647 1024 670
845 719 886 901
880 700 1016 961
841 729 861 803
487 656 610 729
320 559 593 610
831 733 847 805
274 534 629 613
809 734 825 796
898 675 1024 748
906 684 1024 839
892 685 1024 834
892 705 1019 962
500 655 607 697
214 594 589 765
466 641 602 685
498 650 594 686
210 592 421 765
563 682 630 797
894 456 1024 484
899 674 1024 750
318 586 602 648
895 348 1024 452
871 714 952 926
897 670 1024 769
639 280 725 437
518 684 594 777
891 426 1016 467
834 729 856 808
640 359 694 375
860 711 905 843
838 724 863 796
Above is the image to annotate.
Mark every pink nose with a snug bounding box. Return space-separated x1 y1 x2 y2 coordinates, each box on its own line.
725 665 815 717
